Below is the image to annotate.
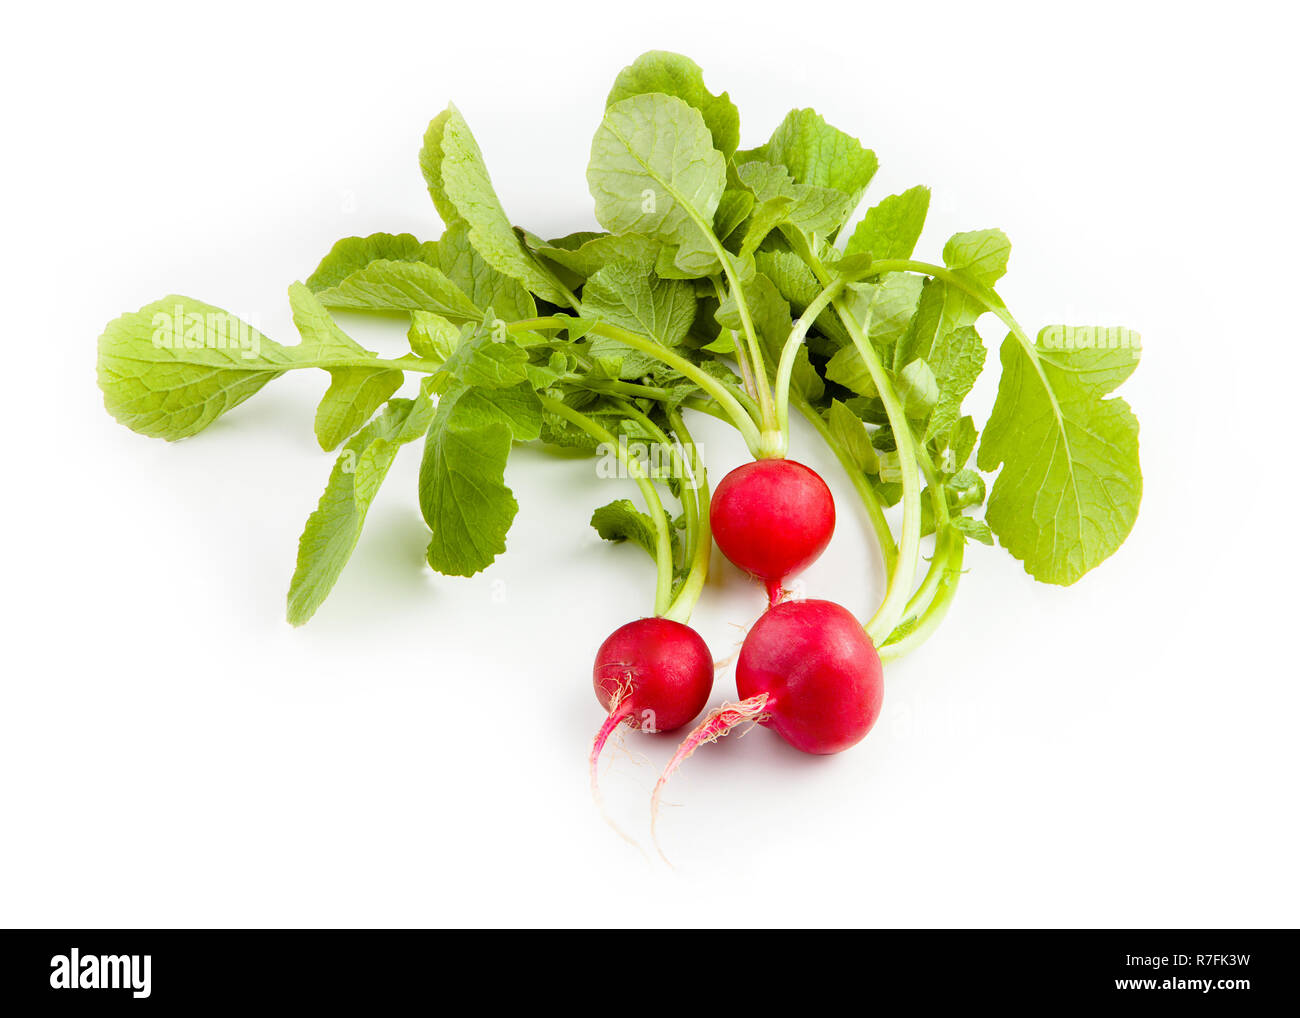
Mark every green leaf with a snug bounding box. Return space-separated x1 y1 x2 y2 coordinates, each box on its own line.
891 229 1009 373
313 260 483 318
898 359 939 420
588 94 726 268
978 326 1142 584
923 325 986 444
943 229 1011 288
824 306 881 400
950 415 978 468
843 274 925 359
735 160 853 238
583 260 698 379
286 394 435 625
435 221 537 322
418 109 458 226
407 311 460 362
735 195 794 257
755 247 851 346
528 231 660 282
438 322 530 389
825 348 875 397
895 277 978 370
312 220 539 324
289 283 405 450
743 108 878 210
583 260 697 346
306 232 439 292
424 105 571 305
950 515 994 545
606 51 740 157
843 186 930 261
826 399 880 474
313 368 405 451
714 187 755 242
654 235 718 278
945 468 986 509
590 499 662 561
288 281 373 358
98 296 294 441
540 404 602 453
419 383 542 576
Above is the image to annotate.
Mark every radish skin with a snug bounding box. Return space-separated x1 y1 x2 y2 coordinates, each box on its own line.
589 618 714 797
736 599 883 754
709 459 835 604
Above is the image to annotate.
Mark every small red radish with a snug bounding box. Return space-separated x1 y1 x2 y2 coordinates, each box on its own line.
734 598 883 754
590 618 714 798
652 599 882 839
709 459 835 605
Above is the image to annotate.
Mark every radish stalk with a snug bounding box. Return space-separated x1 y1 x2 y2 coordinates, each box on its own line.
664 408 712 624
538 395 676 616
510 316 765 457
791 391 897 580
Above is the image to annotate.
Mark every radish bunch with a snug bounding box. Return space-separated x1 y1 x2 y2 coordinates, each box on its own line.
96 49 1144 854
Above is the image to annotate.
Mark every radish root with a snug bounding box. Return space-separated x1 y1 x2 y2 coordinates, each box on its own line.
589 709 632 804
650 693 771 863
588 707 646 852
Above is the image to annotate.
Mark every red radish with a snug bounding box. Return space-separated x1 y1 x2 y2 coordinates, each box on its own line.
709 459 835 605
734 598 883 754
590 618 714 798
652 599 882 839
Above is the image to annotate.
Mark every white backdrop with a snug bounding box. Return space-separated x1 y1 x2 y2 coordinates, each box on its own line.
3 0 1297 927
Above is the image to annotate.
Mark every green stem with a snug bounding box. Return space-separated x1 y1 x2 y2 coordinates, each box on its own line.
774 277 845 447
608 398 694 574
664 409 710 624
564 376 673 402
841 314 920 642
792 392 897 581
277 355 445 374
512 316 765 457
803 256 923 643
709 276 757 402
686 237 772 437
897 456 952 622
537 395 675 617
878 538 964 663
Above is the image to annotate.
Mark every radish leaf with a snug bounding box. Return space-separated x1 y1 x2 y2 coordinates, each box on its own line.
287 393 435 625
978 327 1142 584
843 186 931 262
588 94 726 275
423 105 571 306
606 50 740 158
419 383 542 577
